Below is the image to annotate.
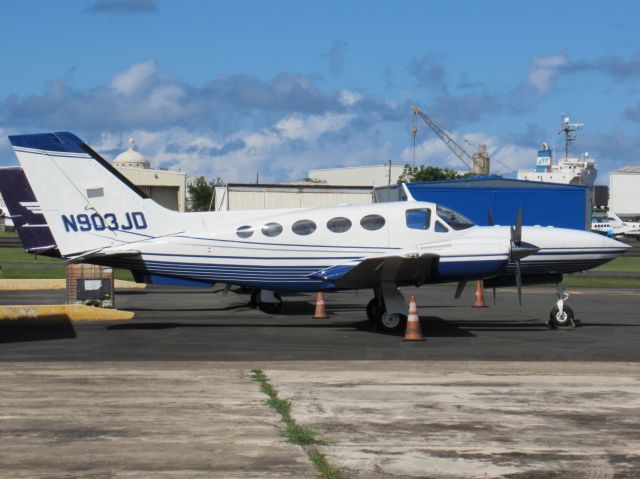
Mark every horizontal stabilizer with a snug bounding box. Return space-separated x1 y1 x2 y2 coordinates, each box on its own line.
310 253 439 288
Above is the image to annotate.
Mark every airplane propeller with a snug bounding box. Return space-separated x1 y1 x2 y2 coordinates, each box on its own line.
508 207 540 306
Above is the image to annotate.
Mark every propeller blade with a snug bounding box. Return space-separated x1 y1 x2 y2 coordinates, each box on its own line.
454 281 467 299
487 208 494 226
515 259 522 307
514 207 523 246
492 287 496 304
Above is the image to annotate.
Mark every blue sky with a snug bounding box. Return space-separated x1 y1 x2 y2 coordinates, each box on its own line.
1 0 640 184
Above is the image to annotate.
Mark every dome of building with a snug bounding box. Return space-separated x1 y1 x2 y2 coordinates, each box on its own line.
113 138 151 169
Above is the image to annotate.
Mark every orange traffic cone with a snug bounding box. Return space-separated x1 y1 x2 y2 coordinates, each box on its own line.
472 280 488 308
403 295 425 341
313 292 328 318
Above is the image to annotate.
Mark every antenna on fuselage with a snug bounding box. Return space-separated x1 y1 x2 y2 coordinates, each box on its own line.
401 183 416 202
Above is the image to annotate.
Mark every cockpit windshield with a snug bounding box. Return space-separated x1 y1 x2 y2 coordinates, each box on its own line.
436 205 475 230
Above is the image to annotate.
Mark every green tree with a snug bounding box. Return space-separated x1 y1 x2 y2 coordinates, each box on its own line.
188 176 225 211
398 164 473 182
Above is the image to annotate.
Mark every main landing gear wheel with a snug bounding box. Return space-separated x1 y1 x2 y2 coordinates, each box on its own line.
250 289 284 314
373 304 406 333
549 304 574 328
366 298 378 322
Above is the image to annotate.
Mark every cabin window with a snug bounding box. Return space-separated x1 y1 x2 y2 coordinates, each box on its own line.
292 219 317 236
236 225 254 238
360 214 385 231
436 205 475 230
327 217 352 233
405 208 431 230
435 221 448 233
261 222 283 237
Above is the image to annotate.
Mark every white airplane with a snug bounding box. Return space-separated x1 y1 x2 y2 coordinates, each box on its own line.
591 211 640 241
7 132 630 330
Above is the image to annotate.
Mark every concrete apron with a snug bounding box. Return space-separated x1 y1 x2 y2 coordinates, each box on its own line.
0 363 314 478
2 361 639 478
265 361 640 479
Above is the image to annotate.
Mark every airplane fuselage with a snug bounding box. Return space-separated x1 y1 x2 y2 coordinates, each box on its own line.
87 201 626 291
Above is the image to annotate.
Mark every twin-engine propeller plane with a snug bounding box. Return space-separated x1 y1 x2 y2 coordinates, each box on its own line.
3 132 630 331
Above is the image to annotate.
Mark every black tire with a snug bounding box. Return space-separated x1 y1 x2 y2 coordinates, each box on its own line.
375 308 407 333
259 293 283 314
550 304 574 327
366 298 378 322
249 289 260 308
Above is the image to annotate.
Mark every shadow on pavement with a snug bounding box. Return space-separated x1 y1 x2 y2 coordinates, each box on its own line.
0 316 76 343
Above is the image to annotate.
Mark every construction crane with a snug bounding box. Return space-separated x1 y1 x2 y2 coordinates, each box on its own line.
411 105 490 175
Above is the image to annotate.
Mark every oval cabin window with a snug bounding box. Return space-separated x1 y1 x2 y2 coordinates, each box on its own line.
236 225 254 238
292 219 317 236
360 214 386 231
327 217 352 233
261 222 283 237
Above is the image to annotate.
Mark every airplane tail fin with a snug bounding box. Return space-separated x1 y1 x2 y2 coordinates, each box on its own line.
0 167 59 256
607 211 623 225
9 132 178 257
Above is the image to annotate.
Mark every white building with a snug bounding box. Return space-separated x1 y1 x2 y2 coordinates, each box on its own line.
112 139 187 212
308 164 405 187
214 183 373 211
609 166 640 217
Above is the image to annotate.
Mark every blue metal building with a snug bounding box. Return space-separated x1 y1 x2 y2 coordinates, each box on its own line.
375 176 591 230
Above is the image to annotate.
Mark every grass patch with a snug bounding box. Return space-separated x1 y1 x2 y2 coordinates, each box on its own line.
0 231 18 237
283 421 323 446
309 449 345 479
592 256 640 273
564 276 640 289
250 369 343 479
0 247 61 264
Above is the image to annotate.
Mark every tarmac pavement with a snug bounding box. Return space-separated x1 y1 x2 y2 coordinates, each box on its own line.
1 285 639 477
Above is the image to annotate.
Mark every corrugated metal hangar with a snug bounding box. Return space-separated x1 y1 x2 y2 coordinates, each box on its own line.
609 166 640 216
214 183 373 210
308 164 405 187
375 176 592 230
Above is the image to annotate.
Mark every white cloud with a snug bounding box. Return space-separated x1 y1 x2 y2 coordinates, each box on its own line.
111 59 157 96
275 112 355 141
401 131 538 175
528 54 568 95
87 110 385 184
339 90 362 107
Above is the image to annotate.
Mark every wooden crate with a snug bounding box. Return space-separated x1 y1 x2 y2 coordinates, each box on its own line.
65 264 114 308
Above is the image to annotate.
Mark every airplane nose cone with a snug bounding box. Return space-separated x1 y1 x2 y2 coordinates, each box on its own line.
603 235 632 252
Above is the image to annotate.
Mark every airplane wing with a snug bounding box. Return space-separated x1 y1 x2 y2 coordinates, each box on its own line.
309 253 439 289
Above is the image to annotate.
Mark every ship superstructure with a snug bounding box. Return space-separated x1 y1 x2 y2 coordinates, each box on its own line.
518 116 597 187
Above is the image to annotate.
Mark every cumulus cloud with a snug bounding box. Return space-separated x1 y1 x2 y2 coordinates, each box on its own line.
339 90 362 107
528 54 568 95
0 58 497 183
86 0 158 14
111 60 158 96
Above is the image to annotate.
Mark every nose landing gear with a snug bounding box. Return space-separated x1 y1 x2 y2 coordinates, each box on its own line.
547 283 577 329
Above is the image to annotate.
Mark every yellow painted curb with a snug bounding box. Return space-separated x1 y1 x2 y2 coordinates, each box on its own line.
0 279 146 291
0 305 134 321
